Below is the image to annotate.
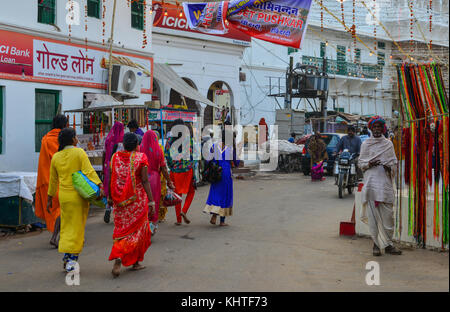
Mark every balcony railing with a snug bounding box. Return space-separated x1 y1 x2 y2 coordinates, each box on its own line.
301 56 383 80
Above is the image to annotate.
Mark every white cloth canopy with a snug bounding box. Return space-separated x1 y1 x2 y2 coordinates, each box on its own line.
153 63 218 108
0 172 37 203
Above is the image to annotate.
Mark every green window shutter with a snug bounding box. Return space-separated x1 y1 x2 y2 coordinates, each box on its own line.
377 41 385 50
288 47 298 55
320 42 326 58
87 0 101 18
35 90 59 152
377 52 385 66
131 0 144 30
355 48 361 63
0 87 3 154
38 0 56 25
336 45 347 75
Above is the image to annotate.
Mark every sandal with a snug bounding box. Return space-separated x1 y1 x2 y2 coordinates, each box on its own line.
112 259 121 278
131 262 146 271
385 245 402 255
180 212 191 224
219 222 229 226
210 215 217 225
373 243 381 256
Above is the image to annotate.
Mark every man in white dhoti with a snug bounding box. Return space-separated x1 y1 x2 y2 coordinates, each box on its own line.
359 116 402 256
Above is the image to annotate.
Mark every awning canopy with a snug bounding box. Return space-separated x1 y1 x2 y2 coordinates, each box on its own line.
153 63 218 108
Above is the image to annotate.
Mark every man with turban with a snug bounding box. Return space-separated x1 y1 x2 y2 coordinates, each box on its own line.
358 116 402 256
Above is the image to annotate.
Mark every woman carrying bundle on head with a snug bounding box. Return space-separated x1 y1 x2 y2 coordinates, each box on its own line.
47 128 103 272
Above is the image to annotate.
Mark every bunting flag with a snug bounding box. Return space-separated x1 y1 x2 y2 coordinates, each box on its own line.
183 0 312 48
397 63 449 248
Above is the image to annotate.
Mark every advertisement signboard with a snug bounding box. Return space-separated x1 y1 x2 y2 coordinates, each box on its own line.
0 29 153 93
148 109 198 123
183 0 312 49
152 1 251 46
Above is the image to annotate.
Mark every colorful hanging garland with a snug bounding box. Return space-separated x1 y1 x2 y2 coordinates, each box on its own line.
142 0 148 48
85 3 88 51
429 0 433 52
397 63 449 248
409 0 414 54
320 0 323 32
340 0 345 32
352 0 356 62
102 0 107 45
373 0 377 52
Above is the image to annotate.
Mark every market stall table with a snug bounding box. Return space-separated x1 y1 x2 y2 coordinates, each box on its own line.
0 172 38 228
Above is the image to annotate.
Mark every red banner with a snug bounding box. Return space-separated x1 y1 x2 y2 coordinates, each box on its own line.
0 29 153 93
152 1 250 44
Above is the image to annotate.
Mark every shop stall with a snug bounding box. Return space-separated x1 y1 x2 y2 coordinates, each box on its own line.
356 63 449 250
64 102 149 177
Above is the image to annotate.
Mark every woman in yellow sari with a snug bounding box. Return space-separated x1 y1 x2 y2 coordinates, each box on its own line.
48 128 103 272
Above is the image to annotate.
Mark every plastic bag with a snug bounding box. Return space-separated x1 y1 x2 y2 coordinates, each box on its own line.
163 189 182 207
72 171 106 208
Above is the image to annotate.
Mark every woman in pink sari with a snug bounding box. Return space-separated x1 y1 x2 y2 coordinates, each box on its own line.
103 122 124 223
140 130 175 234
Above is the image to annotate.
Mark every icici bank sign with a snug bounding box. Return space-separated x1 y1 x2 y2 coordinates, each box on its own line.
161 15 189 29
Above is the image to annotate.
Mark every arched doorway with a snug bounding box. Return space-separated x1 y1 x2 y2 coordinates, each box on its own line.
168 77 200 114
205 81 234 128
152 79 162 102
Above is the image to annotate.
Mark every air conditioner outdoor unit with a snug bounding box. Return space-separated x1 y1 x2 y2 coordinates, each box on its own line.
110 64 144 98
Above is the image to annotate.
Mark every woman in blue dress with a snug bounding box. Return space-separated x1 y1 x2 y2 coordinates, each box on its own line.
203 130 240 226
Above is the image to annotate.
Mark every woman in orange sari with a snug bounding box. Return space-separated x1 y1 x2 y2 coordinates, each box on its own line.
35 114 67 247
108 133 155 277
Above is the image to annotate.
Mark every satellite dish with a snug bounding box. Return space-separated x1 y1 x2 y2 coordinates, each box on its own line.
122 69 137 93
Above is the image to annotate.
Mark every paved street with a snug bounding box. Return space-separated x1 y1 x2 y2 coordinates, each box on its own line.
0 172 448 291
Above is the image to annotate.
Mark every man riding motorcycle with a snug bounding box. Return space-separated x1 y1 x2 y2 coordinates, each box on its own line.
335 125 363 181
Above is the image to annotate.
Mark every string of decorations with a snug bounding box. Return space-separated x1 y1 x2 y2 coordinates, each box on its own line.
409 0 414 54
68 0 74 42
102 0 107 45
373 0 376 52
84 2 88 51
339 0 345 33
142 0 148 48
352 0 356 62
359 0 414 61
313 0 378 59
429 0 433 52
320 0 324 32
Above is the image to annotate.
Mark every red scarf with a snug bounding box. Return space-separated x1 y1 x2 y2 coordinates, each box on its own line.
110 151 137 207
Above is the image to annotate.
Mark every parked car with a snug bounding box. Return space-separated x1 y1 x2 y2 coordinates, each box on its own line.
301 133 345 176
295 134 312 145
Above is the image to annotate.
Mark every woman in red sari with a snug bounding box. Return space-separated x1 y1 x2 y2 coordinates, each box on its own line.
108 133 155 277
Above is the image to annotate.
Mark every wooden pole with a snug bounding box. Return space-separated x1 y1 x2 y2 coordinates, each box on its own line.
108 0 118 96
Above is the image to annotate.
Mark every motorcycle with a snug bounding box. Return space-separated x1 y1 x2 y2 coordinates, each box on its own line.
334 149 358 198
